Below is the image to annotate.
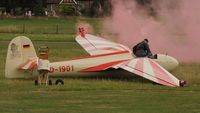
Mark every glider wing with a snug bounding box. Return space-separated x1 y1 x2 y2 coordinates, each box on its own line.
75 34 132 56
118 58 180 87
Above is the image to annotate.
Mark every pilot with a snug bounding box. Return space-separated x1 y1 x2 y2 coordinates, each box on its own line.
133 39 153 58
37 46 50 86
37 59 50 86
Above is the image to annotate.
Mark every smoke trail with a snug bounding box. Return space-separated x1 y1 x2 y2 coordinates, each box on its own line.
75 22 94 34
103 0 200 62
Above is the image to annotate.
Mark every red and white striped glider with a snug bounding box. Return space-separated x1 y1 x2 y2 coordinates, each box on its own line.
5 28 186 87
75 28 185 87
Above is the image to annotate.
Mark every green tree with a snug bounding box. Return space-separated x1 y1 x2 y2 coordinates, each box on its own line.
4 0 20 14
33 0 44 16
59 4 75 16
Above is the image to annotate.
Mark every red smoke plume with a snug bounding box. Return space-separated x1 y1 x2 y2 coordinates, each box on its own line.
103 0 200 62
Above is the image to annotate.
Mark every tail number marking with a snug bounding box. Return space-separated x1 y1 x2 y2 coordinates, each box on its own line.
50 65 74 73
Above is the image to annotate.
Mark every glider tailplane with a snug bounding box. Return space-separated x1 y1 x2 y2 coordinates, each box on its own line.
119 58 182 87
5 36 38 78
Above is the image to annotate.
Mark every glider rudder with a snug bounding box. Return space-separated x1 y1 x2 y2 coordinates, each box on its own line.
5 36 37 78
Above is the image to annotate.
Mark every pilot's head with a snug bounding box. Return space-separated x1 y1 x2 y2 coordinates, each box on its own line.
144 39 148 43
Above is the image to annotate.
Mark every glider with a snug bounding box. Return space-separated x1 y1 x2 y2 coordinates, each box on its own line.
5 29 186 87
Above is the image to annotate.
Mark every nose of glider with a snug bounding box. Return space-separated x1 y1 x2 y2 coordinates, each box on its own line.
168 56 179 70
154 54 179 71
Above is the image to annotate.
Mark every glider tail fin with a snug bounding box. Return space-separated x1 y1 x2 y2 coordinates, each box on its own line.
5 36 37 78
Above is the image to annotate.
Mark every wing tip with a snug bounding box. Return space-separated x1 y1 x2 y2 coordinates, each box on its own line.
179 80 187 87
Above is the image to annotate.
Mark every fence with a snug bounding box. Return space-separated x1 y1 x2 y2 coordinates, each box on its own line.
0 24 77 34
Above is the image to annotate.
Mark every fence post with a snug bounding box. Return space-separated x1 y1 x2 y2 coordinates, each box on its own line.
23 24 25 33
56 24 58 34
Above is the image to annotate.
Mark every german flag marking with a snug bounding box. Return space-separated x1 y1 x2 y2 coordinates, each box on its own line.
23 44 30 49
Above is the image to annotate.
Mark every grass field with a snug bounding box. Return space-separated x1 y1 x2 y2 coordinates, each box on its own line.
0 18 102 34
0 18 200 113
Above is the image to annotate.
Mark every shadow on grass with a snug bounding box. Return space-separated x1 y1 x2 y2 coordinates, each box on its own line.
51 68 153 84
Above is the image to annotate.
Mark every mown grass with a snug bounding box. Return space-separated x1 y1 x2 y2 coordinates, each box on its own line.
173 63 200 86
1 78 200 113
0 18 200 113
0 18 102 34
1 38 200 113
0 33 75 41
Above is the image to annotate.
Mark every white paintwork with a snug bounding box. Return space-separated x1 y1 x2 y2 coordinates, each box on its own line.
153 54 179 72
38 59 50 71
49 52 132 76
5 36 37 78
143 58 158 83
5 36 133 78
119 58 180 87
5 36 179 80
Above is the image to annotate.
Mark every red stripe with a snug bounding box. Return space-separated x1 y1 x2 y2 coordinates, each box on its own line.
53 51 130 63
23 47 30 49
98 47 123 51
23 45 30 48
148 59 177 86
18 60 31 69
117 45 129 51
133 58 144 77
119 60 131 68
79 60 128 72
88 47 123 52
28 61 38 69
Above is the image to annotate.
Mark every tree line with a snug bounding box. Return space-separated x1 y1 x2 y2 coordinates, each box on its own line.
0 0 152 17
0 0 45 16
